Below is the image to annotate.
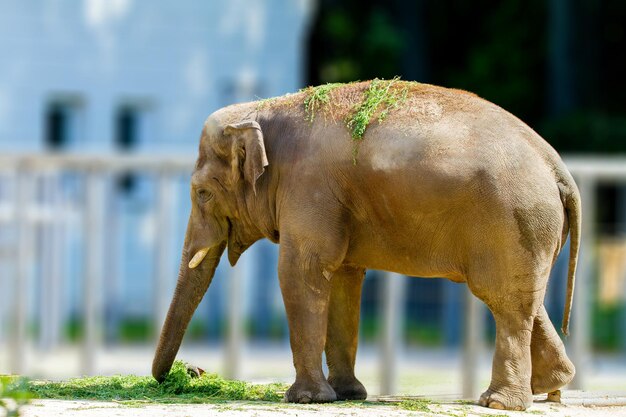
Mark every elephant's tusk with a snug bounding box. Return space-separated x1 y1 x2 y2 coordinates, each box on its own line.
188 248 210 269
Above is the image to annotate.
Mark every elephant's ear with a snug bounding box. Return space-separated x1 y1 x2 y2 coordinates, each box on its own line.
223 120 269 194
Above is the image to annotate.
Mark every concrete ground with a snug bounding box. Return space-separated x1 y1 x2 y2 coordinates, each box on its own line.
19 392 626 417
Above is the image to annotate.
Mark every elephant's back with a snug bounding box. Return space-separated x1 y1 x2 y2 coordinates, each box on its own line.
338 98 548 185
352 98 564 218
284 79 548 173
261 78 568 221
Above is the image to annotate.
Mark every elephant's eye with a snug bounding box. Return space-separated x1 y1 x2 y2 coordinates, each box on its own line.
196 189 213 203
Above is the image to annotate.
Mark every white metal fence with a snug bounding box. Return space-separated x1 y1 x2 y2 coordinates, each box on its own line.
0 153 623 396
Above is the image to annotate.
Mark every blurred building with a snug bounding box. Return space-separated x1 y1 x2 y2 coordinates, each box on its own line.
0 1 311 152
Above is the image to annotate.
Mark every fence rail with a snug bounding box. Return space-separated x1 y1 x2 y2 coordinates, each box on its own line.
0 153 195 172
0 153 624 396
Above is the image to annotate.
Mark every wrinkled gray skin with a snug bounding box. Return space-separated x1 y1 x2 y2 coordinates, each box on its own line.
152 82 580 411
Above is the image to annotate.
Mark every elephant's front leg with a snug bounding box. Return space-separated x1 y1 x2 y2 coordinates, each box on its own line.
325 266 367 400
279 245 337 403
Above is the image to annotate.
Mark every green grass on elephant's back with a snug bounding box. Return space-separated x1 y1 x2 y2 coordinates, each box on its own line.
29 361 287 404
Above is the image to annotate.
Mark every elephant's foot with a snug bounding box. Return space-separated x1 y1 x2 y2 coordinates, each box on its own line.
478 386 533 411
328 375 367 400
531 356 575 395
547 390 562 402
285 378 337 403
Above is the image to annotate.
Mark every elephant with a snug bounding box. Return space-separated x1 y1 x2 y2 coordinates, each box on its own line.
152 79 580 411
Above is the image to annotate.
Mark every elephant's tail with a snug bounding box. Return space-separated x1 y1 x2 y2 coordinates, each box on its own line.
559 175 582 336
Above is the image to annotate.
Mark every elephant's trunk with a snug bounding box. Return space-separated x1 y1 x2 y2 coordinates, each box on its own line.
152 242 225 382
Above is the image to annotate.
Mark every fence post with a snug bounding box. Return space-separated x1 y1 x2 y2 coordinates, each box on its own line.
569 174 594 389
11 169 32 375
380 272 406 396
462 289 484 399
619 185 626 352
154 172 175 339
82 170 105 375
224 262 245 380
39 172 63 350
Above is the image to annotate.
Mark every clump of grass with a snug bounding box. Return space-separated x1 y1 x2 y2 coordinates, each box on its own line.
29 361 287 404
346 77 407 162
301 82 344 122
397 398 432 412
1 375 32 416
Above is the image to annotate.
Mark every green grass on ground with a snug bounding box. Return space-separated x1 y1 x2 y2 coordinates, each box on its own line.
24 361 486 415
28 361 287 405
1 375 32 416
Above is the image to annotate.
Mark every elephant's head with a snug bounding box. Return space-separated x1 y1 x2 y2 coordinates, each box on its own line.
152 117 268 382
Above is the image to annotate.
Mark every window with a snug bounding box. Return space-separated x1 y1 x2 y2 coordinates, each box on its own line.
46 104 66 149
114 102 153 193
115 106 139 151
114 102 154 151
44 97 84 150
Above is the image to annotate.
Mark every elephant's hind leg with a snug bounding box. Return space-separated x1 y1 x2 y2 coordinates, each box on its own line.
530 305 575 395
325 266 367 400
478 299 536 411
470 267 545 411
